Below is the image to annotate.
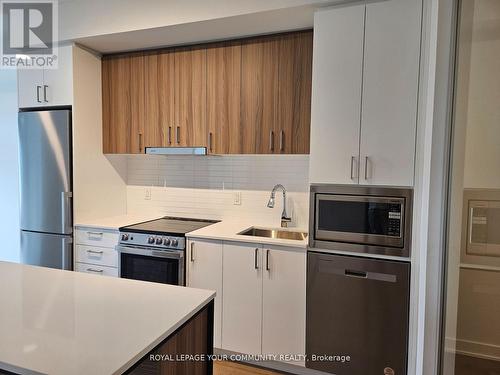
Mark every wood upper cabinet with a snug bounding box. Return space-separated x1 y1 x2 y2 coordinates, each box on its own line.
206 42 242 154
240 31 312 154
102 31 312 154
102 54 145 154
277 32 313 154
144 51 175 148
174 47 207 148
240 37 279 154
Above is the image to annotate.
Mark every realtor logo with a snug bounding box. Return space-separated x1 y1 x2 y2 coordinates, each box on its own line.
1 0 58 69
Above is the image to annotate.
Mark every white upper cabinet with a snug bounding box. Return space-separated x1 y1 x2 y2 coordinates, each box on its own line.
309 5 365 185
309 0 422 187
359 0 421 186
186 239 223 348
18 45 73 108
17 68 44 108
42 45 74 107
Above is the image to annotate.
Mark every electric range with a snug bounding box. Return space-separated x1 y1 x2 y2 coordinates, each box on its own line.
117 217 218 285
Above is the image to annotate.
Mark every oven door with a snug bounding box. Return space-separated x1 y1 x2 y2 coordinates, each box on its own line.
313 193 409 257
117 245 185 286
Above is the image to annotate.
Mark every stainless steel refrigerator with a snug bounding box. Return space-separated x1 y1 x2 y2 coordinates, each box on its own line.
19 109 73 270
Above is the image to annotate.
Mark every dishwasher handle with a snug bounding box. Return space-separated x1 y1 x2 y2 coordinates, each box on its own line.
319 262 397 283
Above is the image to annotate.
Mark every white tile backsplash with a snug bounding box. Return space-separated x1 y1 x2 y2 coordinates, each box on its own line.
126 155 310 229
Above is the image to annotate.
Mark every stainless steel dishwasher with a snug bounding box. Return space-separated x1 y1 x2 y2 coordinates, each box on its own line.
306 252 410 375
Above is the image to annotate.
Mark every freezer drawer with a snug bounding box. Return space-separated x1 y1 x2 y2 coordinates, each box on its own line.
19 110 72 235
21 231 73 270
306 252 410 375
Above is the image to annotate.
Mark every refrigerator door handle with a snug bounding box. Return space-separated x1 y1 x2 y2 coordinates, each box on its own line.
61 192 73 234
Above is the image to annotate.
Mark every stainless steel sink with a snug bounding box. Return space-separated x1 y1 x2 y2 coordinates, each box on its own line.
238 227 308 241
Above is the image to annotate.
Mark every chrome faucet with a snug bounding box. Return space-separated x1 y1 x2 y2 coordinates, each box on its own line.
267 184 292 228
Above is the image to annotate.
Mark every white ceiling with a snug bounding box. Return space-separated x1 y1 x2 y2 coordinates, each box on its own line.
58 0 339 54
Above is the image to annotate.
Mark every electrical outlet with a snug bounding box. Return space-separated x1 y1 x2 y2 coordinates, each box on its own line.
233 191 242 205
145 188 152 200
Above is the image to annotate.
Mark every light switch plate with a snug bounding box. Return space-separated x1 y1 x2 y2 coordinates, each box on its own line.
233 191 242 205
145 188 152 200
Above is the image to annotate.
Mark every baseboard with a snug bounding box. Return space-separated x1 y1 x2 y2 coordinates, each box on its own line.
456 338 500 362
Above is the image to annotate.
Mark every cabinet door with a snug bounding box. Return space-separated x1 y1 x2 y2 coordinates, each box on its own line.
206 42 242 154
18 69 44 108
174 47 207 148
102 54 145 154
42 45 73 107
222 243 262 354
144 51 175 148
186 239 223 348
240 37 279 154
262 247 306 361
309 5 365 184
359 0 421 186
277 32 313 154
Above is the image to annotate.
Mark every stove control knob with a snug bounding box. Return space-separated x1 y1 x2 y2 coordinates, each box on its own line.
121 234 129 241
163 238 171 246
170 238 178 247
147 236 155 244
156 237 163 245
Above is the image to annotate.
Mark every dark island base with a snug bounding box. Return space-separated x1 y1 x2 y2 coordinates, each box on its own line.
126 301 214 375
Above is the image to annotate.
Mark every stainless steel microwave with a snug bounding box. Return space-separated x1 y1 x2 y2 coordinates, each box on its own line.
309 185 413 257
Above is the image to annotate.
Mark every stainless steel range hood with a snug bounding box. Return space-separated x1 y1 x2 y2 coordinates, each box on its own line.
145 147 207 155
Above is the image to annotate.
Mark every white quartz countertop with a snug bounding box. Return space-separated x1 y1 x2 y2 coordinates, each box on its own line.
187 220 308 249
0 262 215 375
74 214 162 231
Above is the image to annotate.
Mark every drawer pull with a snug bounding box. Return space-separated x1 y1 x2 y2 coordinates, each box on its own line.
86 268 103 273
87 232 103 237
87 250 104 255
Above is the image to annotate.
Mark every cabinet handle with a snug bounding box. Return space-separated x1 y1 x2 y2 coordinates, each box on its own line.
269 131 275 152
209 132 213 153
254 248 259 270
176 126 180 144
279 131 284 152
87 232 103 237
168 126 172 145
364 156 369 180
139 133 143 153
86 268 103 273
266 249 270 271
43 85 48 102
190 242 195 262
350 156 358 180
36 86 41 103
87 249 104 255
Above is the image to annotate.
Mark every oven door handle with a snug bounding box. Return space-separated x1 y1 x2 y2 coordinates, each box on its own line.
116 246 184 260
151 250 182 259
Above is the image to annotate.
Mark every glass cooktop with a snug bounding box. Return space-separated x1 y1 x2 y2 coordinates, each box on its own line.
120 217 219 236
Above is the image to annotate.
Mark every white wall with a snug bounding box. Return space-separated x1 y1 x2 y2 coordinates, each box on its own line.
72 46 128 221
0 70 20 262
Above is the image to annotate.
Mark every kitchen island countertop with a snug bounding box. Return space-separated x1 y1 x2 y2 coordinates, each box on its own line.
0 262 215 375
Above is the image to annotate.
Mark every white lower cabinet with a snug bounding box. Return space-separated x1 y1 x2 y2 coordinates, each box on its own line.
186 239 223 348
262 246 306 360
221 242 263 354
185 238 306 361
74 226 119 277
221 242 306 362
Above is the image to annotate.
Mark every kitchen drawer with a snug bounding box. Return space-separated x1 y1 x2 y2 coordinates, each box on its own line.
75 244 118 268
75 228 119 248
75 263 118 277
